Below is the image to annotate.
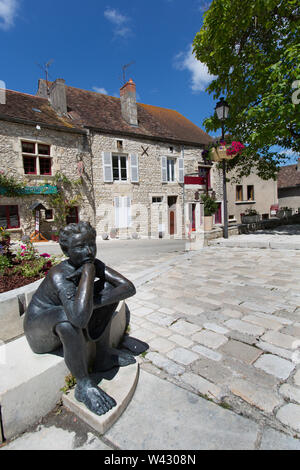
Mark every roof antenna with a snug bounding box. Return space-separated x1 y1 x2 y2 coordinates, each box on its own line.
120 61 135 85
36 59 54 90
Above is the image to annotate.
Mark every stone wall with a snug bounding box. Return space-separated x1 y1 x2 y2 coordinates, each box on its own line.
0 120 223 239
0 121 93 238
90 133 215 238
278 187 300 212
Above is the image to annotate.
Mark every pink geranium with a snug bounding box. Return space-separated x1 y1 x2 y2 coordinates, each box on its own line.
226 141 245 156
40 253 51 258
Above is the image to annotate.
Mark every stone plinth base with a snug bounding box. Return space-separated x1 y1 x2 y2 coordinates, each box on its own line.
63 362 139 435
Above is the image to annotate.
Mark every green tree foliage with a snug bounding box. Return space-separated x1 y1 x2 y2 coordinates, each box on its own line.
193 0 300 180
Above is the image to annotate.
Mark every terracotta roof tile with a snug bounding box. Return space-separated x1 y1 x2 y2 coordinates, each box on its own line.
0 82 213 146
277 163 300 189
0 90 78 130
64 84 212 146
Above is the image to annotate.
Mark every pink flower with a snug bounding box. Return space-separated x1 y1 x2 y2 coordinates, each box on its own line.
40 253 51 258
21 245 26 249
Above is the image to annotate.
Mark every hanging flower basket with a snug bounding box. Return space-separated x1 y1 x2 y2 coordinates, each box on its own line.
209 141 245 162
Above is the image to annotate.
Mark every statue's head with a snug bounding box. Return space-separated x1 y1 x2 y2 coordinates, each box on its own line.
59 221 97 267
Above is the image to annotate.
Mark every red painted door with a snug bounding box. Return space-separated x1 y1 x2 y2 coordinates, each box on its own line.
169 211 175 235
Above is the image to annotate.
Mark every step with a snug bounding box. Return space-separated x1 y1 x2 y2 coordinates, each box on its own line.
0 336 68 442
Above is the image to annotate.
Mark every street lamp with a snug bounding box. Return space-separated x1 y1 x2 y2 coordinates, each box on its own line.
215 97 230 239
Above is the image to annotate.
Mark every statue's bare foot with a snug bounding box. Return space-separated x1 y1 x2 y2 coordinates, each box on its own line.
75 379 116 415
94 347 136 372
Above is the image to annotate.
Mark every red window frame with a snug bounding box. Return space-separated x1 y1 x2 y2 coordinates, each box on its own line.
198 167 211 190
39 157 52 175
0 205 20 229
23 156 37 174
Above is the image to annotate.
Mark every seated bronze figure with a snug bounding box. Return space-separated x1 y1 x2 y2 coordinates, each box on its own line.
24 221 138 416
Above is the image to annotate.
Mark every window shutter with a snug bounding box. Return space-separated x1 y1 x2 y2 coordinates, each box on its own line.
130 154 139 183
114 196 120 228
178 158 184 183
126 196 132 227
102 152 113 182
161 156 167 183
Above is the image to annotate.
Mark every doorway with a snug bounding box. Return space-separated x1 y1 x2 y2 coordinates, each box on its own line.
168 196 177 235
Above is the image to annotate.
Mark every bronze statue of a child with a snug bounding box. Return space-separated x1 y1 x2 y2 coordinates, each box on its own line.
24 221 136 416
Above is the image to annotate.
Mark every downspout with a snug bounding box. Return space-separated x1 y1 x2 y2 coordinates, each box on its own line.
181 145 185 239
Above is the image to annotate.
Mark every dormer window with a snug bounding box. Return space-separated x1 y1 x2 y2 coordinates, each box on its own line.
117 140 123 151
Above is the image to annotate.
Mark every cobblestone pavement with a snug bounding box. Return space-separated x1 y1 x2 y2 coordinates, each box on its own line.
210 225 300 249
121 246 300 438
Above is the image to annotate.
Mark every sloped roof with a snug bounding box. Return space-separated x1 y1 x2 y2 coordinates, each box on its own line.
63 84 212 146
277 163 300 189
0 90 80 131
0 82 212 146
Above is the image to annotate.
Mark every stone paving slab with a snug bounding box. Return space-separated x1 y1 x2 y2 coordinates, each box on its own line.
3 239 300 448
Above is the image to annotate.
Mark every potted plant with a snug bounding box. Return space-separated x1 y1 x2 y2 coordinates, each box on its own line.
277 207 293 218
0 226 11 247
241 209 260 224
201 194 219 231
51 230 60 242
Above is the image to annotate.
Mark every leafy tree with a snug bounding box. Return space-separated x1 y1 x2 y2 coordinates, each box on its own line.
193 0 300 180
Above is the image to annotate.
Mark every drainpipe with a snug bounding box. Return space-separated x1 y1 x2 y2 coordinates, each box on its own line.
181 145 185 239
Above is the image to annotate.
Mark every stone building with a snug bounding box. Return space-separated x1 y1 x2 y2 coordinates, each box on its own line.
277 159 300 213
0 78 222 240
226 169 278 223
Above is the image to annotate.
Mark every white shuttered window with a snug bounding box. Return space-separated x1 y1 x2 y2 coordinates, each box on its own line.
102 152 113 182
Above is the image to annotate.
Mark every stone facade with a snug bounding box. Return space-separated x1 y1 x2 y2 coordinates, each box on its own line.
226 169 278 224
89 132 222 238
0 79 224 240
0 119 223 239
0 121 93 239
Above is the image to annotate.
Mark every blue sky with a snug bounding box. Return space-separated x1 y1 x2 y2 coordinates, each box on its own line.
0 0 298 163
0 1 217 128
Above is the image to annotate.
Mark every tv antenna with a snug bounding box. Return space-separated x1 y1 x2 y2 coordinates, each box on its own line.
120 61 135 84
37 59 54 85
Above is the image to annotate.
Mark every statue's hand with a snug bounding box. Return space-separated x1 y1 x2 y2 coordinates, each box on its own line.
66 262 95 283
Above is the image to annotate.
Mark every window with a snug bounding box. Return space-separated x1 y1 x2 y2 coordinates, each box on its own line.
117 140 123 151
167 158 175 182
23 156 36 174
112 155 128 181
247 185 254 201
236 185 243 201
66 207 79 225
22 141 52 176
198 166 211 189
0 205 20 229
152 197 163 203
45 209 54 220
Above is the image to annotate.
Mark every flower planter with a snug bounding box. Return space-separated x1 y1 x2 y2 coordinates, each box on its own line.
241 215 260 224
210 147 237 162
204 216 214 231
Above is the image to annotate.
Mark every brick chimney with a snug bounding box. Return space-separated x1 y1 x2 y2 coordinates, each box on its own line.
120 79 138 127
36 78 67 115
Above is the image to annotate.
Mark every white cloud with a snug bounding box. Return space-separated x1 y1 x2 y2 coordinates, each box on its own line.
92 86 108 95
0 0 18 30
104 7 131 38
174 44 215 93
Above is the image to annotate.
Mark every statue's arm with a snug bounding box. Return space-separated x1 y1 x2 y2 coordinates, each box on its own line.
93 266 136 308
56 263 96 329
